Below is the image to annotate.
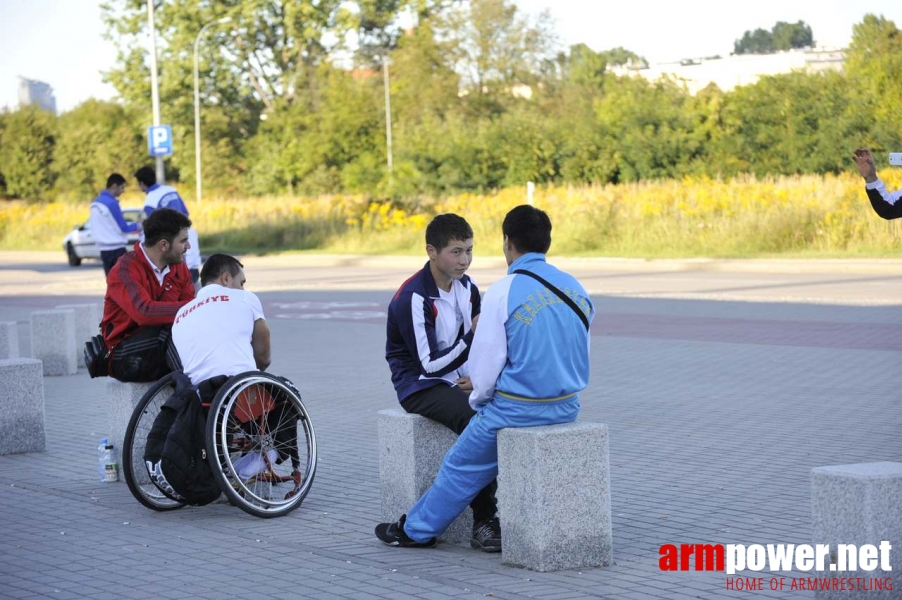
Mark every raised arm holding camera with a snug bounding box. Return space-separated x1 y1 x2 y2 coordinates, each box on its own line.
852 148 902 220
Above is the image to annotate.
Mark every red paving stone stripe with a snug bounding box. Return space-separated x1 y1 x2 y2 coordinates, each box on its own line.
596 313 902 351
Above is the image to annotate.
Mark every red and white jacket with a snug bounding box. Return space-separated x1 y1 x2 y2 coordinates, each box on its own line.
101 242 195 351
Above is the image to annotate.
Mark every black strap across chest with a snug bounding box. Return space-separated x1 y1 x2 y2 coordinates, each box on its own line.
513 269 589 331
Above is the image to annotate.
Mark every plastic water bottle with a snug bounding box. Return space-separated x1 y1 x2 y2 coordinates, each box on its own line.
100 442 118 483
97 438 109 482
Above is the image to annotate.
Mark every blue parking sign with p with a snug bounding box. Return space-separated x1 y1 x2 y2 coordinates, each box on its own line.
148 125 173 157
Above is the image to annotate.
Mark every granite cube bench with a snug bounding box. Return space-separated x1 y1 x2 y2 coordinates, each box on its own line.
378 408 473 543
56 303 102 364
378 408 614 570
811 462 901 599
30 309 76 376
498 421 613 572
108 380 156 475
0 358 46 455
0 321 19 360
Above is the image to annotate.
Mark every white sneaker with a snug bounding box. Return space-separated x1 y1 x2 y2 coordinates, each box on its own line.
232 449 278 481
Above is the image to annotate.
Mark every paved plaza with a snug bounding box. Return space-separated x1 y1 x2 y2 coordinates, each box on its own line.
0 253 900 599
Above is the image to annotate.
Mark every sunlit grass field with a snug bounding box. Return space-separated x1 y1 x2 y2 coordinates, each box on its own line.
4 171 902 258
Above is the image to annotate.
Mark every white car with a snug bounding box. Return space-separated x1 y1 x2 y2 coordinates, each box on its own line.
63 207 143 266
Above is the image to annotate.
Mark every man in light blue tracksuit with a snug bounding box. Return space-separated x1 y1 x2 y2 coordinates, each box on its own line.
375 204 595 548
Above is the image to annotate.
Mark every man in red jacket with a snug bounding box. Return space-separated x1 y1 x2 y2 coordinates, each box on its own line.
99 208 196 382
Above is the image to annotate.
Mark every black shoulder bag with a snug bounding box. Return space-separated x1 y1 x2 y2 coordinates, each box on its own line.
513 270 590 331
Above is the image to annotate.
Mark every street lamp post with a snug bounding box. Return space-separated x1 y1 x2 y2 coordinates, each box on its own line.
382 56 393 181
147 0 164 183
193 17 231 204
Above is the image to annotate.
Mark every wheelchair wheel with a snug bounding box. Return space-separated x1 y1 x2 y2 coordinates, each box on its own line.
122 373 187 511
206 372 317 518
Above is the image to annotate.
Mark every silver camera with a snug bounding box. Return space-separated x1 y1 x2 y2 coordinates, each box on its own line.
890 153 902 166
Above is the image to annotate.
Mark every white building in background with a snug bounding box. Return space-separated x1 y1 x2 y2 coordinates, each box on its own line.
17 77 57 113
609 47 845 94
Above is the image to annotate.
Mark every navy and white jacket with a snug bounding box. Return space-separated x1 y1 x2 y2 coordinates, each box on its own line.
386 262 481 402
89 190 139 251
865 179 902 220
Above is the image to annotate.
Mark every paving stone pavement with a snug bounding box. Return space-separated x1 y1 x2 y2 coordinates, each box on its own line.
0 260 900 600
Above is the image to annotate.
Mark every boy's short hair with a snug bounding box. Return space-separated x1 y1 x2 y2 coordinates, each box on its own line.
425 213 473 251
143 208 191 247
502 205 552 254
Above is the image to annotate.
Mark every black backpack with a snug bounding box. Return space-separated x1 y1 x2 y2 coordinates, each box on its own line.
144 372 221 505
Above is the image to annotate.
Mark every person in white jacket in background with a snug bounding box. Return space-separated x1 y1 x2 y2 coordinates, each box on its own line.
89 173 142 276
134 166 202 285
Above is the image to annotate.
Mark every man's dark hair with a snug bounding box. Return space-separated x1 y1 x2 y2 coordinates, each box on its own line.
502 205 552 254
134 166 157 188
106 173 126 188
201 253 244 286
425 213 473 251
143 208 191 247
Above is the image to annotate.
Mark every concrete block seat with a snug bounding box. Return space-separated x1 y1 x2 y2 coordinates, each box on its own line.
108 380 156 469
811 462 902 599
30 309 76 376
378 408 614 571
498 421 613 572
0 358 46 455
0 321 19 359
55 303 102 363
378 408 473 543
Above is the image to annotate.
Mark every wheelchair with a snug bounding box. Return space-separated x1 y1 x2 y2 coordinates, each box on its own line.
122 371 317 518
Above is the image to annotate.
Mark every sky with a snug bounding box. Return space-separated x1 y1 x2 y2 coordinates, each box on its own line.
2 0 902 113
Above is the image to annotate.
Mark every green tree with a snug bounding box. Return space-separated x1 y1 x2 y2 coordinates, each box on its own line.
844 15 902 152
734 21 813 54
52 100 145 199
772 21 813 51
597 47 646 68
593 76 705 183
544 44 615 184
101 0 356 191
437 0 555 106
0 110 8 196
244 64 382 195
734 28 773 54
0 107 57 200
715 71 861 176
384 20 463 195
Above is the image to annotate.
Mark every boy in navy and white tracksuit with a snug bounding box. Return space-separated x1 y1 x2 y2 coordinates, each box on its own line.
90 173 140 275
385 213 502 551
376 205 595 549
134 166 202 283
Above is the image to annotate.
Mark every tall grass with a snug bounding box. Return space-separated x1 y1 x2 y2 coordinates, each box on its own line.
5 171 902 257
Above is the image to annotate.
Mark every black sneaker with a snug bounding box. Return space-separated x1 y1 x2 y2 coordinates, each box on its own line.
375 514 437 548
471 517 502 552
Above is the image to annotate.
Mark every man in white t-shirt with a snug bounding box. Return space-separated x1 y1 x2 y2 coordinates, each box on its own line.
172 253 271 386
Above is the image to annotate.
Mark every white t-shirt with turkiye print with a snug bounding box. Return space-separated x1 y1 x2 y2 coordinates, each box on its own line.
172 283 265 385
